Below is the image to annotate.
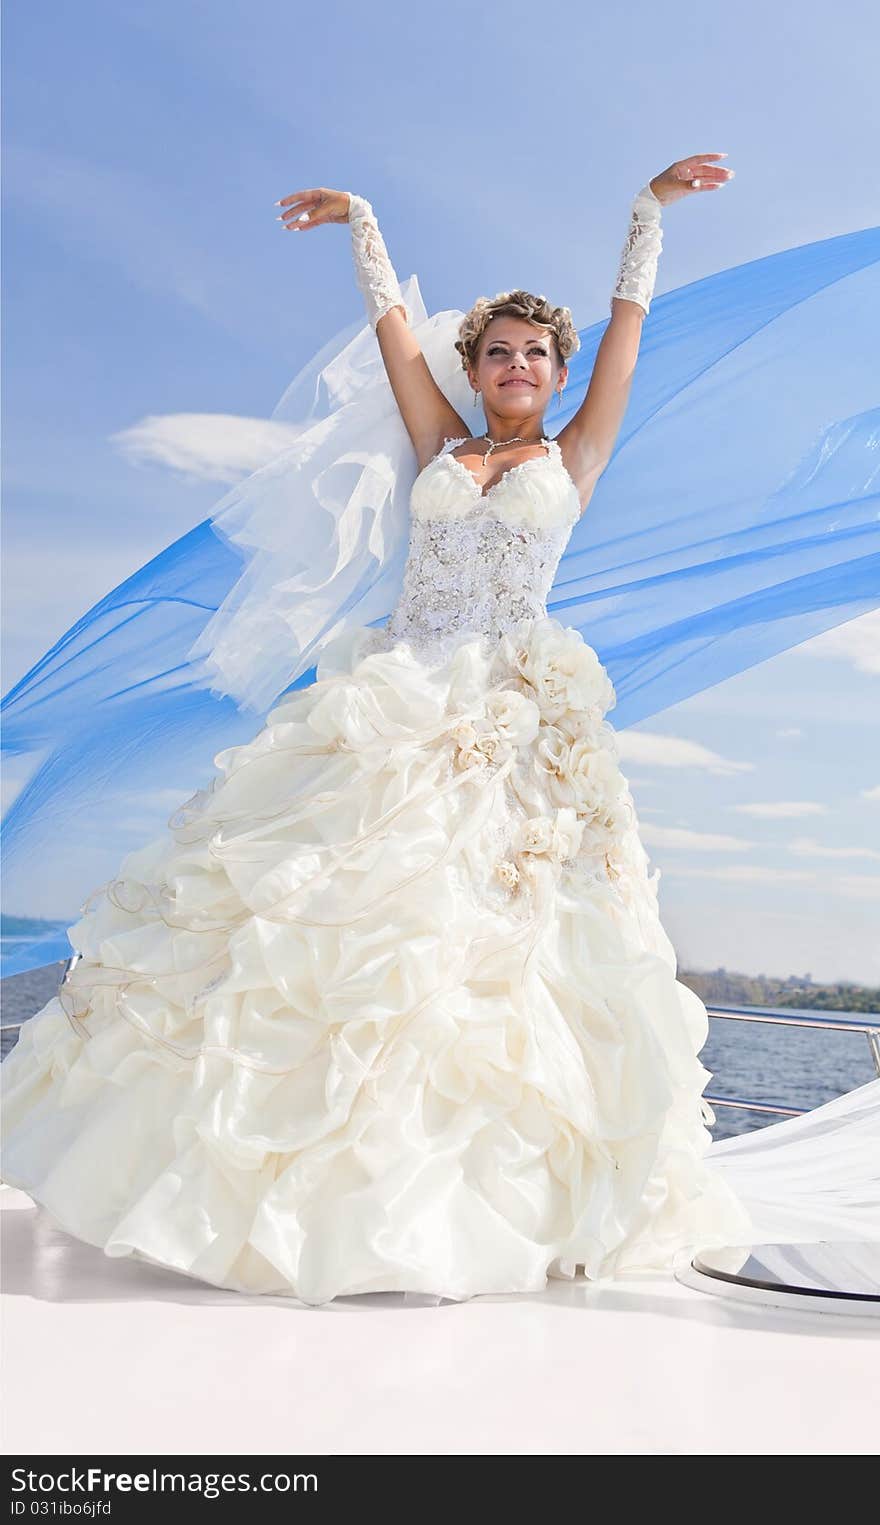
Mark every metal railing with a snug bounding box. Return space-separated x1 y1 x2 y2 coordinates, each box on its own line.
703 1003 880 1118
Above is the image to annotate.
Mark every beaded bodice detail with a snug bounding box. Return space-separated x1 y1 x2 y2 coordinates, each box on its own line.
367 436 581 664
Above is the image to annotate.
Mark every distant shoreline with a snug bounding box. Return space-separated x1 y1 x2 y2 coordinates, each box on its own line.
2 921 878 1017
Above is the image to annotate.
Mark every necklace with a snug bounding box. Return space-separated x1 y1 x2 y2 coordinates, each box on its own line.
480 432 551 467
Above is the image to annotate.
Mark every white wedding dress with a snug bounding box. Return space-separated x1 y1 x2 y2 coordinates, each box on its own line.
1 433 872 1304
1 434 758 1301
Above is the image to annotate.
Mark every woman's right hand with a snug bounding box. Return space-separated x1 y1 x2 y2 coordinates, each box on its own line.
275 187 352 230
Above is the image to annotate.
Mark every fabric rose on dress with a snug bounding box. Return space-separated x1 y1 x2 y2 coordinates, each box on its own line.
532 728 621 816
452 718 511 771
497 617 615 725
484 688 541 748
603 794 632 837
452 689 539 772
452 720 484 770
517 807 584 863
564 739 623 816
533 722 570 780
494 858 521 890
518 814 555 855
556 704 609 745
579 795 633 857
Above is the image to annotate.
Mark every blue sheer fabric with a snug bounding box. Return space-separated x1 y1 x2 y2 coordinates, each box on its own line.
3 225 879 977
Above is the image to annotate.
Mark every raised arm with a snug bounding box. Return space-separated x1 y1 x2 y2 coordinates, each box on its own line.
557 153 734 516
275 186 466 467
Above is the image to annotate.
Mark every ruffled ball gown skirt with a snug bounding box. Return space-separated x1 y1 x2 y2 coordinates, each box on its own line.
1 617 755 1304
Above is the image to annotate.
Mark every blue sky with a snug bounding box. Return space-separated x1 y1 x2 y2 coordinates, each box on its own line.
3 0 879 983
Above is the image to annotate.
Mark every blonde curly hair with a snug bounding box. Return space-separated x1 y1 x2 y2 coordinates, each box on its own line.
454 289 581 374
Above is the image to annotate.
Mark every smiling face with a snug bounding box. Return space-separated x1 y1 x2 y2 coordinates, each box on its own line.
467 315 567 428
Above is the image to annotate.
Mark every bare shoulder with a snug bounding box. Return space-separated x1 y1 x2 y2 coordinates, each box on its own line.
555 421 608 519
415 421 471 471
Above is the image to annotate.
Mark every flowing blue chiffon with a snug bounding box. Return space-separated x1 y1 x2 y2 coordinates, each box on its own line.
3 225 879 977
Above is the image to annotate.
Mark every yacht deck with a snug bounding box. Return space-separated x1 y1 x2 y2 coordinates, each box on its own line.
2 1184 875 1457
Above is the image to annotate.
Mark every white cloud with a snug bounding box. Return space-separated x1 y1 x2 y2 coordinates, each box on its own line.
787 835 880 862
796 609 880 675
775 727 803 739
109 413 304 484
640 824 755 853
661 864 815 885
617 730 753 776
862 785 880 803
730 801 827 819
832 875 880 901
662 861 879 900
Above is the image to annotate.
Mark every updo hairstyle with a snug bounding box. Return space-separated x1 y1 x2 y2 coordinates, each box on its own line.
454 289 581 374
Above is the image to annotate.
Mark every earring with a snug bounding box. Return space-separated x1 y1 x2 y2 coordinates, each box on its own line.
556 389 563 409
473 389 480 408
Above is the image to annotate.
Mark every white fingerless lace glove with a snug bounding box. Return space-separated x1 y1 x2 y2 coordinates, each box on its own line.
347 192 412 329
611 183 663 316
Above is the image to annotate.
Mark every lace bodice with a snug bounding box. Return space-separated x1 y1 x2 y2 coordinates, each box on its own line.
365 436 581 664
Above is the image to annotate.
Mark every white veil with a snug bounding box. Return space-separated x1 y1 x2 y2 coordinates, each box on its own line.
709 1078 879 1238
185 274 479 715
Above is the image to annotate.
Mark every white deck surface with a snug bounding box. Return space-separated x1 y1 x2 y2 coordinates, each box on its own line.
2 1185 876 1456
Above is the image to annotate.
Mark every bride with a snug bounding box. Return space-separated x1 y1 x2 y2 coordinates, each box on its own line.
2 154 874 1306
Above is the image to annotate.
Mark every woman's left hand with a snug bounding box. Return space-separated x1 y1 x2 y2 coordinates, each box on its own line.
649 153 735 207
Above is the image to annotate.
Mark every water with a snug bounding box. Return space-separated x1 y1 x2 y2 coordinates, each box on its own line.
1 962 70 1061
2 963 875 1142
701 1009 876 1137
